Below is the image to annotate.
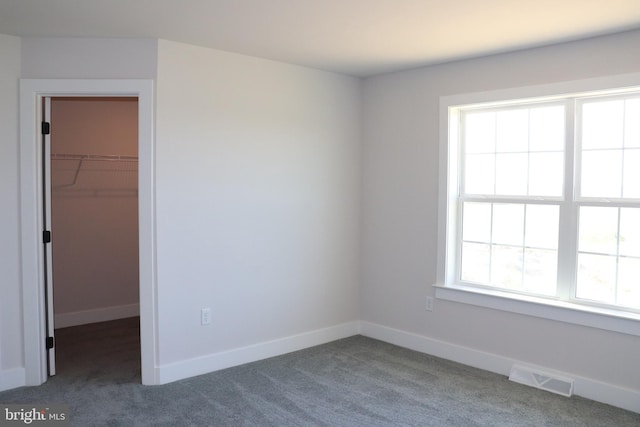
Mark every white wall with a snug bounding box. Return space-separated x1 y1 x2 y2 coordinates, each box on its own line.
0 34 23 390
50 98 139 327
21 38 157 79
155 40 361 372
13 35 361 389
361 29 640 398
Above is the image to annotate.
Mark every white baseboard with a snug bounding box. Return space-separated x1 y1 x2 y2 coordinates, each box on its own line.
359 321 640 414
54 303 140 329
156 321 360 385
0 367 25 392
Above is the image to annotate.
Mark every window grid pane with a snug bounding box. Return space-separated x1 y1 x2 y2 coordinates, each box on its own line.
575 95 640 309
460 202 559 296
617 257 640 310
462 105 565 198
578 96 640 200
457 91 640 313
580 150 622 198
576 206 640 309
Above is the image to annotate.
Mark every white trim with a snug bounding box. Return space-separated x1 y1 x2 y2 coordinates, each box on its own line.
434 284 640 337
157 322 360 384
439 72 640 112
19 79 158 386
0 368 26 392
360 321 511 374
54 303 140 329
360 321 640 413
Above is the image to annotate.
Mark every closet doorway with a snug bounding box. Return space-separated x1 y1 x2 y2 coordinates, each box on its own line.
47 97 140 377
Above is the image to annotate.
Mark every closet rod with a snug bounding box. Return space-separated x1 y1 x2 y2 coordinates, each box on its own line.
51 153 138 161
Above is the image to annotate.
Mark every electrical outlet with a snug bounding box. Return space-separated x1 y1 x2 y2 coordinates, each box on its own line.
425 296 434 312
201 307 212 325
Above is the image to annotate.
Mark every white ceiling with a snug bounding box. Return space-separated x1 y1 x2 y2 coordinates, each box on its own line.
1 0 640 77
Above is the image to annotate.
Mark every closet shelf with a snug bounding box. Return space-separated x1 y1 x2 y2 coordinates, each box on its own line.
51 153 138 162
51 153 138 193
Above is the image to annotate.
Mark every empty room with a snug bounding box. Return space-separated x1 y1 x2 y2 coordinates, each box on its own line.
1 1 639 425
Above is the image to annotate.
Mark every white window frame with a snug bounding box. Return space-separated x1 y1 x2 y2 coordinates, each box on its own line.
436 73 640 337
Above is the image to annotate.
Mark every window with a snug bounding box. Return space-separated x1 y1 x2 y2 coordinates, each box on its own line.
459 103 564 299
437 75 640 333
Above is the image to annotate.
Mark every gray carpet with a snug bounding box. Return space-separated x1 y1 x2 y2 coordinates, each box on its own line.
1 318 638 426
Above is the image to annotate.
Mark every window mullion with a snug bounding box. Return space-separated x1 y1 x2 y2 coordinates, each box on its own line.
453 111 464 286
615 207 622 306
556 99 577 301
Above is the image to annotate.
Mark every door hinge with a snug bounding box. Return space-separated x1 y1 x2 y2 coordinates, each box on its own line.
43 230 51 244
41 121 50 135
46 336 54 350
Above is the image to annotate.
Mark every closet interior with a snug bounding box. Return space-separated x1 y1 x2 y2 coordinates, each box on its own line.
50 97 140 333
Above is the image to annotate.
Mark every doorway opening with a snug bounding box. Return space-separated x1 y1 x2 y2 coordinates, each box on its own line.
48 97 140 378
19 79 156 387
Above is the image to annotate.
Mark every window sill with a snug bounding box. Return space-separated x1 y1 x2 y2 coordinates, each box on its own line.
433 284 640 337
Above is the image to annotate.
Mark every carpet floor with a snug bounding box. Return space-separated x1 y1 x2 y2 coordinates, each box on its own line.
1 317 638 426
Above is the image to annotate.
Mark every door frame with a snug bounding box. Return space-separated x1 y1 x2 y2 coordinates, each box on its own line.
19 79 158 385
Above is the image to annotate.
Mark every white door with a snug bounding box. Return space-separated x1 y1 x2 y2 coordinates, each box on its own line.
42 96 56 376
